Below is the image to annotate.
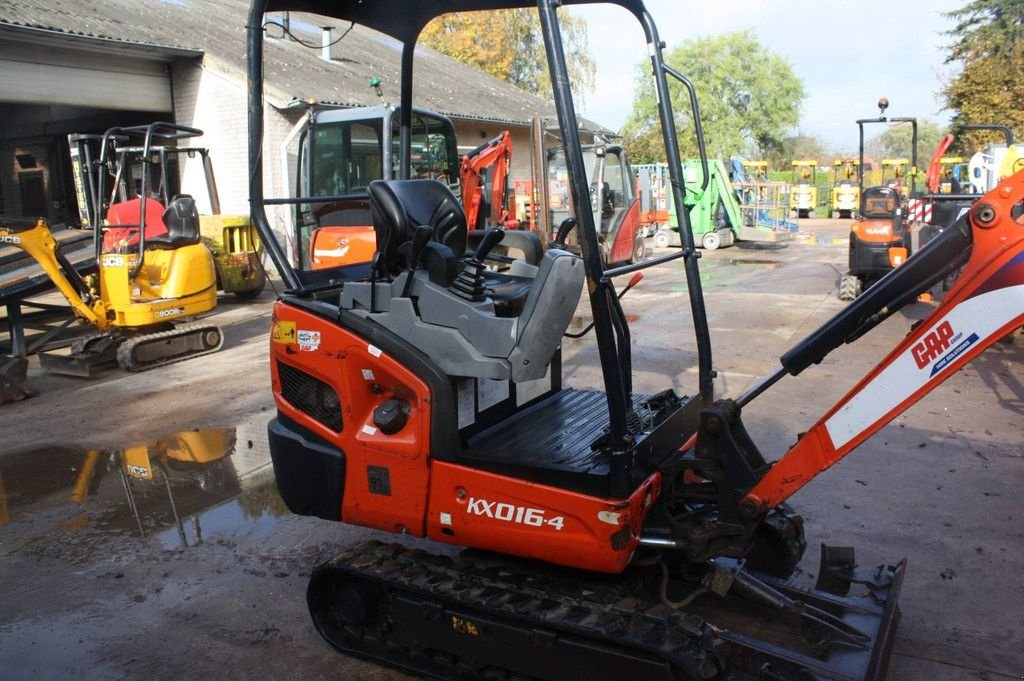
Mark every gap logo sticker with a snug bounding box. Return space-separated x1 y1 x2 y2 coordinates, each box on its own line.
911 320 979 376
297 329 321 351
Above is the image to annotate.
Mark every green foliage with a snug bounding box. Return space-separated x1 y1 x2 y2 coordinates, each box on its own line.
942 0 1024 147
421 9 595 97
866 119 949 165
621 31 805 164
769 134 830 168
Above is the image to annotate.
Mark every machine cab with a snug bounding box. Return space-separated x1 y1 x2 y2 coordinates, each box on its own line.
859 186 899 221
294 106 460 270
549 144 641 265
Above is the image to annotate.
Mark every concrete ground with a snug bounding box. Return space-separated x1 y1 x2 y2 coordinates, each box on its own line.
1 218 1021 680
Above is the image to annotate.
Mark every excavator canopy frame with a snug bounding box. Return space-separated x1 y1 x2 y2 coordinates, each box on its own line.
248 0 715 490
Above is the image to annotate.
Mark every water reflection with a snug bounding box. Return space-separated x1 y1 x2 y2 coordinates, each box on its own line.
0 427 284 551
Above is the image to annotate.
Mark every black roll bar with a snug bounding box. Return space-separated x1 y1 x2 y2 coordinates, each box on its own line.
640 9 714 401
248 0 302 291
857 115 918 196
95 121 203 279
537 0 633 495
956 123 1013 146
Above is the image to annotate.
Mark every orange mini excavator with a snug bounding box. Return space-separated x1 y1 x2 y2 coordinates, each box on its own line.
248 2 1024 680
461 130 518 232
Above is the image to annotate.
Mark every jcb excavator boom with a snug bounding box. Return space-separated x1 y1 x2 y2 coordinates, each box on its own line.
0 217 106 329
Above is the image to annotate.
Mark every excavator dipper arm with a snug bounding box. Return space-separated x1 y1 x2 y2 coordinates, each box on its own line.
0 217 105 329
743 170 1024 514
926 134 956 193
459 130 513 230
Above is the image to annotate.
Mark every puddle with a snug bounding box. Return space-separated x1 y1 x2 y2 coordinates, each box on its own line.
0 425 284 552
726 259 783 269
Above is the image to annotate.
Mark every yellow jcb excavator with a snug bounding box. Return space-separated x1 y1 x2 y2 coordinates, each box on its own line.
0 122 223 377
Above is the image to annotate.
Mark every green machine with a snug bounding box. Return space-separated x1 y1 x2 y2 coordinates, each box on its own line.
652 158 796 250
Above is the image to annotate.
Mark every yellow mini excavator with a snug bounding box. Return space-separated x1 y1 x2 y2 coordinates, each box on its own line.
0 123 223 377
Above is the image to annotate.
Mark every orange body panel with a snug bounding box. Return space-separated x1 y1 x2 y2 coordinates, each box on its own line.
851 218 899 244
641 209 670 226
271 302 433 534
426 462 661 573
269 299 664 572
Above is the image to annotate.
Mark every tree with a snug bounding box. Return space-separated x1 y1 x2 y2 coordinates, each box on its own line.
421 10 595 97
866 119 949 164
942 0 1024 150
621 31 805 164
769 134 830 169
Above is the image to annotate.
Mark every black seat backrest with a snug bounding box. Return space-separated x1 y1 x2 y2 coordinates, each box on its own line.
860 187 898 220
156 194 201 247
368 179 467 275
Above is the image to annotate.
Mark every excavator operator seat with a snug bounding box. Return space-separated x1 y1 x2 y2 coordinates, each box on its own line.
860 187 899 221
370 179 466 279
146 194 202 249
341 179 585 383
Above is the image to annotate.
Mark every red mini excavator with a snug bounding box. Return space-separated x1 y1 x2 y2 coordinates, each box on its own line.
247 2 1024 680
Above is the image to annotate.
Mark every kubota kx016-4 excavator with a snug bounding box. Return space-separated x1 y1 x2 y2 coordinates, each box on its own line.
248 2 1024 679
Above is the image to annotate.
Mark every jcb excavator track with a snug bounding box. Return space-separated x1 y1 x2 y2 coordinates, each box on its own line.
307 541 903 681
116 323 223 372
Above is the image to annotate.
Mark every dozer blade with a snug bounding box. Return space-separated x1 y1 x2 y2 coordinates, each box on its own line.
0 356 36 404
116 323 223 372
37 334 119 377
305 540 904 681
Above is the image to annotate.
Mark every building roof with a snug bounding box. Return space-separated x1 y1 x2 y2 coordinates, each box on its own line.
0 0 604 129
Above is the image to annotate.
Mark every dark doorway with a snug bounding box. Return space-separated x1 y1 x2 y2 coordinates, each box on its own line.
18 171 48 220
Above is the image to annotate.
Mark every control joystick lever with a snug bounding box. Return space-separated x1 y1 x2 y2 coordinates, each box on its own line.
549 217 577 250
400 225 434 298
450 228 505 302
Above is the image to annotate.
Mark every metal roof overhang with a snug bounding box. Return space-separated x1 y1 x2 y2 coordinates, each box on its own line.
261 0 645 44
0 23 203 61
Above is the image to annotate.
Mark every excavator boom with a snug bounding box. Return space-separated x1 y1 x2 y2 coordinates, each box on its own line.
0 217 105 329
744 169 1024 512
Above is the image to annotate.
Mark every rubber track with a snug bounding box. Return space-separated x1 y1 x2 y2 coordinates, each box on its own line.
308 540 726 681
116 323 223 372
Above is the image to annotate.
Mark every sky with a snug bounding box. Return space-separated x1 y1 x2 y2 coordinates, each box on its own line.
573 0 965 154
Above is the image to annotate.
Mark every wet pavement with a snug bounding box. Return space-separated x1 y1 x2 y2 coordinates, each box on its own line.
1 219 1022 680
0 427 283 556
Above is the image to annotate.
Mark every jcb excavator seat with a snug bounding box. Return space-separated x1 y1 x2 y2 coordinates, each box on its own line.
340 179 584 382
104 197 168 251
145 195 202 249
